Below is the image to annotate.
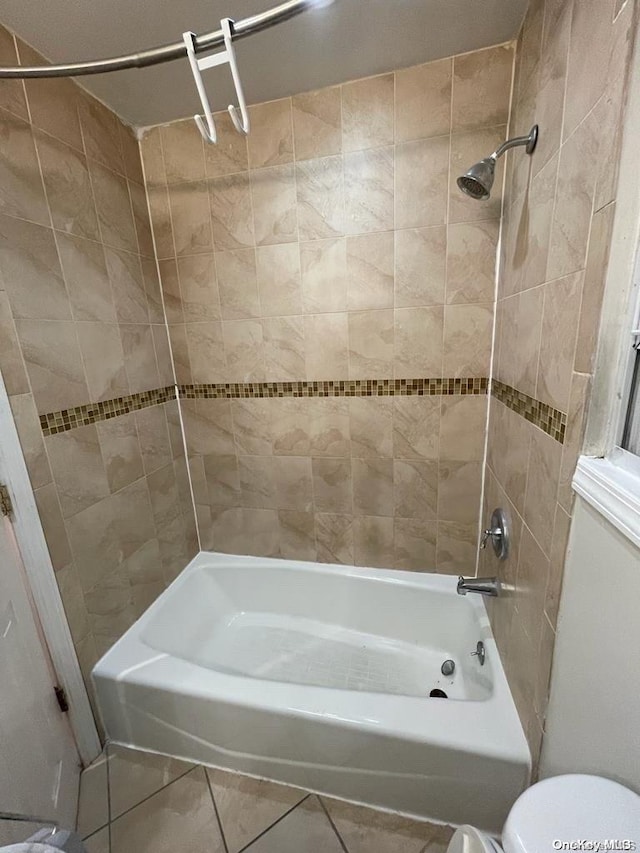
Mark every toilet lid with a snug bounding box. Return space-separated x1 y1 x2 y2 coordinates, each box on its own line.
503 774 640 853
447 825 501 853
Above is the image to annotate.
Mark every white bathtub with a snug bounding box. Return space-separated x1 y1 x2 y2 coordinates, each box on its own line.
93 553 530 833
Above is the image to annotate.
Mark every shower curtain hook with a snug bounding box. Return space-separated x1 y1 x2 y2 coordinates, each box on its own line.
182 30 217 144
221 18 250 135
182 17 250 145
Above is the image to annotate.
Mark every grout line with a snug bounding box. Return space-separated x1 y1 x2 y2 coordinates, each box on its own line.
106 756 197 827
317 796 350 853
203 767 229 853
235 794 311 853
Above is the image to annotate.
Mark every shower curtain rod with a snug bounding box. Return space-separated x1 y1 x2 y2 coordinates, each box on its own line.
0 0 317 79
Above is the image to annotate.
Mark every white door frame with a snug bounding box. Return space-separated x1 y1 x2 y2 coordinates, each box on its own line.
0 374 101 766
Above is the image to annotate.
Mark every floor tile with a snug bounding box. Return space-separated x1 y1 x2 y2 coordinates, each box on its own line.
84 826 110 853
110 766 224 853
77 753 109 838
322 797 454 853
107 744 194 819
207 767 307 853
243 796 343 853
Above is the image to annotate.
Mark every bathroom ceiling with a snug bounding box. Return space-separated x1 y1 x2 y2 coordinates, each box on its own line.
1 0 527 129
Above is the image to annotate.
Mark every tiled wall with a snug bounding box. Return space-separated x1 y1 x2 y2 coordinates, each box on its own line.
479 0 638 765
141 44 514 573
0 25 197 711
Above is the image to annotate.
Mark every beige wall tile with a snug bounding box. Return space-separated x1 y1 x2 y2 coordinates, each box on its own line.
239 456 276 509
96 413 145 493
46 424 109 518
186 320 229 382
350 397 392 458
304 313 348 379
177 253 221 322
446 220 499 304
545 502 571 628
77 322 129 401
56 562 89 644
263 316 305 380
241 508 281 557
394 306 443 378
443 303 493 378
344 147 394 234
315 513 353 564
231 399 273 456
35 132 99 241
0 214 71 320
393 397 440 460
256 243 302 317
120 324 161 392
10 392 52 489
523 426 562 558
209 172 254 250
216 247 260 320
271 398 310 456
147 184 175 259
394 226 446 308
312 457 352 513
279 510 316 560
0 109 49 225
346 232 394 310
292 86 342 161
394 459 438 520
354 515 394 568
353 458 393 516
296 156 345 240
395 136 450 229
394 517 437 571
558 371 590 512
89 160 138 253
497 288 543 396
436 521 477 575
308 398 350 458
105 247 148 324
183 399 235 457
575 202 615 374
274 456 313 512
57 233 116 323
342 74 394 153
348 309 394 378
248 99 293 169
204 110 249 177
33 483 72 571
440 396 487 461
251 164 298 246
167 181 212 256
546 110 599 280
136 406 173 475
395 59 452 143
168 324 192 383
16 319 89 413
203 454 241 508
438 460 483 524
161 120 205 184
300 238 347 312
536 271 583 412
0 28 28 121
0 291 31 395
452 45 514 131
78 96 125 174
515 524 550 646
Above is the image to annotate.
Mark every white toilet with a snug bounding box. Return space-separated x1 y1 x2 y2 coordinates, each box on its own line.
447 774 640 852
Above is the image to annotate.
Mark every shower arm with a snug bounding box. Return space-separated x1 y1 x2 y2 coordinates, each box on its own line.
0 0 320 79
490 125 539 161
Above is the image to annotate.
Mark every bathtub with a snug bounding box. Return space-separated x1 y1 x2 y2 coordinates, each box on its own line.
92 552 530 834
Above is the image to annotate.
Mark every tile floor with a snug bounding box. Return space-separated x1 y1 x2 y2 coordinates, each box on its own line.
77 745 454 853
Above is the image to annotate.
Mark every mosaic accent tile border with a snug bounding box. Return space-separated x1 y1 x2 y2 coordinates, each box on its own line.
492 379 567 444
178 377 489 399
40 386 177 436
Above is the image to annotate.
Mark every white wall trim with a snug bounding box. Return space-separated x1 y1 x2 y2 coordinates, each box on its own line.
0 378 101 766
573 455 640 551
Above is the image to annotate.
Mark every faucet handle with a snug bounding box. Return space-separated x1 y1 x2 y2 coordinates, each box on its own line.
480 527 501 549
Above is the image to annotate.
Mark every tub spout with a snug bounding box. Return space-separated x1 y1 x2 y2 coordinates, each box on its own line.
457 576 501 597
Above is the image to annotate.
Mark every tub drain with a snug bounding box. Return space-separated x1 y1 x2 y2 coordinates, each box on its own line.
429 688 448 698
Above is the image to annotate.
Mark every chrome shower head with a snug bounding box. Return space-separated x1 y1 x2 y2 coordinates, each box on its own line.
457 157 496 200
457 124 539 201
